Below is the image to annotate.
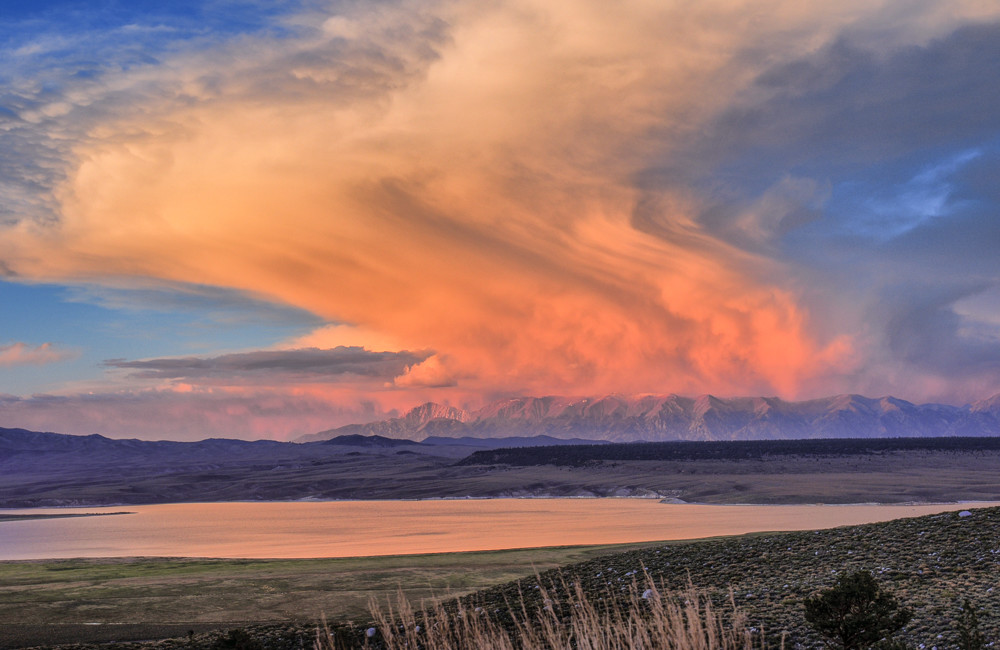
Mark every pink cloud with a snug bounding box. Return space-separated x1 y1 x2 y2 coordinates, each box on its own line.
0 342 75 367
393 354 458 388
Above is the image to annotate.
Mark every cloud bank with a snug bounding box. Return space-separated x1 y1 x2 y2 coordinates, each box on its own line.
0 0 999 437
0 388 391 442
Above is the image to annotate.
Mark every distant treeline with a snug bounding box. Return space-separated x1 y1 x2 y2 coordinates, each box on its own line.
455 436 1000 467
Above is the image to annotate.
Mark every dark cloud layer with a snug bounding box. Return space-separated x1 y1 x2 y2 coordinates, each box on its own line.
699 23 1000 180
640 20 1000 401
106 347 430 383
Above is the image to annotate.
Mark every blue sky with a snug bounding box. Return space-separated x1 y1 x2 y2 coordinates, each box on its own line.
0 280 321 394
0 0 321 396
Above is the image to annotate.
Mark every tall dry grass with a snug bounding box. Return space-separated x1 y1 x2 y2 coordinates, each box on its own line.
316 575 769 650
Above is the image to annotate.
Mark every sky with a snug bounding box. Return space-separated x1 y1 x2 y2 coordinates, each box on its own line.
1 0 1000 441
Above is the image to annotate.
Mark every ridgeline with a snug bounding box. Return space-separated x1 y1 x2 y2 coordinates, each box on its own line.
457 435 1000 466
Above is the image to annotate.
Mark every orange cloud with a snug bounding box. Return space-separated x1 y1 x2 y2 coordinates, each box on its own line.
394 355 458 388
3 0 994 408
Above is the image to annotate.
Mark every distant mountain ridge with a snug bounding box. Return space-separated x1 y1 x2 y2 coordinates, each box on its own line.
322 434 420 448
296 393 1000 443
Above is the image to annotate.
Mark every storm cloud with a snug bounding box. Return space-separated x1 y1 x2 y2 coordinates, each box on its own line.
0 0 998 441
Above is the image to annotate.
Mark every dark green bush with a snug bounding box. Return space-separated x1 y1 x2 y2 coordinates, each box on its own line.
211 628 264 650
804 570 912 650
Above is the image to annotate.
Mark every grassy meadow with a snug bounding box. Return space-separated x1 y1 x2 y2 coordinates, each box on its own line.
0 542 661 648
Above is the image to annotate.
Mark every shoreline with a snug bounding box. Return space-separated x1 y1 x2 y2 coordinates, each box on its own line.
1 501 996 563
0 511 133 522
3 495 999 511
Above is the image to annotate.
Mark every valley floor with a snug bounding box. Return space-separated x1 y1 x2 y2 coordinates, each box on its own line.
3 506 999 649
3 443 999 647
0 543 657 648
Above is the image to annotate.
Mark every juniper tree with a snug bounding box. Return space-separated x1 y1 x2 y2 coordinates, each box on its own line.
804 570 912 650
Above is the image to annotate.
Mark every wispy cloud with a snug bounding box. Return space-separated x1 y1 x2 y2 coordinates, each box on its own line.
63 282 322 327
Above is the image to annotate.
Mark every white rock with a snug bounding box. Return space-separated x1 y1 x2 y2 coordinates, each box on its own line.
366 627 377 638
959 510 973 517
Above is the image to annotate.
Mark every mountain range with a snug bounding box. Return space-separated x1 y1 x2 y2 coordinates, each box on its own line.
296 393 1000 443
4 393 1000 506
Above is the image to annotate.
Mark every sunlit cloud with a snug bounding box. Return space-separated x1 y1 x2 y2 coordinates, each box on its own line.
0 342 76 367
393 355 458 389
285 324 409 354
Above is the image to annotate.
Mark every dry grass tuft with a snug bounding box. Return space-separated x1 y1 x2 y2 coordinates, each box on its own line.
316 574 768 650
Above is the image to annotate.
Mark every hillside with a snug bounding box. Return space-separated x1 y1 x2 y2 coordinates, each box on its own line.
459 506 1000 649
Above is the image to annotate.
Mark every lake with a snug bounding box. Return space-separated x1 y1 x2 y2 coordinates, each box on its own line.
0 500 993 561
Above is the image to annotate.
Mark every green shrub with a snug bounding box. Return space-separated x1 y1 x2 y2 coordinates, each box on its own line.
956 599 985 650
212 628 264 650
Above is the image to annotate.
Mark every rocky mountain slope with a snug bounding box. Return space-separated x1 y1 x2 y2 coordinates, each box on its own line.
299 392 1000 442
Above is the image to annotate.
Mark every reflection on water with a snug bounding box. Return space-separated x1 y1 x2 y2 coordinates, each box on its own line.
0 500 993 560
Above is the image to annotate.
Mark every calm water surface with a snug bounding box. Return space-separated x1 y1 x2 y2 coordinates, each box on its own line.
0 500 993 560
